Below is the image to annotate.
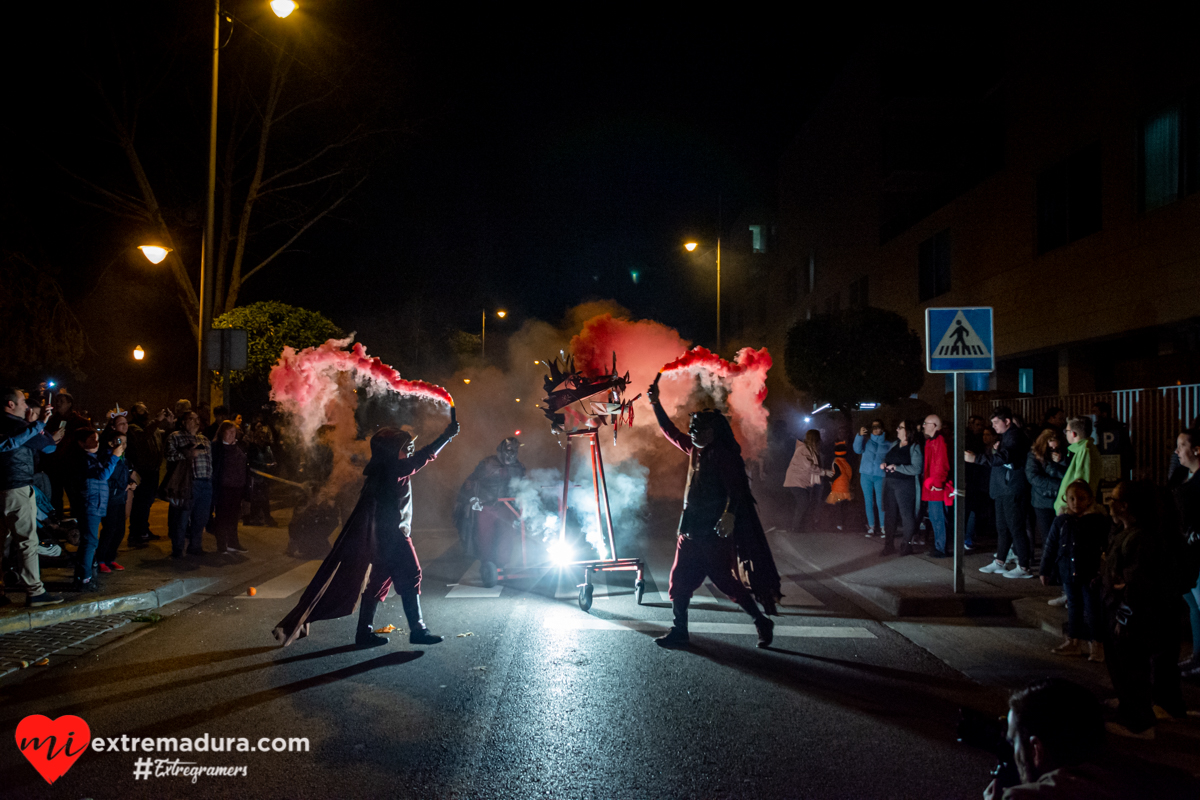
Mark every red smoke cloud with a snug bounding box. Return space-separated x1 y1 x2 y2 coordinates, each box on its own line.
567 315 772 462
658 346 773 460
270 336 453 440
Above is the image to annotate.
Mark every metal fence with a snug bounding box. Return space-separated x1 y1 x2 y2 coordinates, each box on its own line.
966 383 1200 484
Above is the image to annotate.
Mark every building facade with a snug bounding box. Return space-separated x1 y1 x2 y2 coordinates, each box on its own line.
751 25 1199 413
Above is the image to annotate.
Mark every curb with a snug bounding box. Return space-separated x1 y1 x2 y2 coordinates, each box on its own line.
774 538 1019 618
822 576 1017 617
0 578 218 635
1012 595 1067 637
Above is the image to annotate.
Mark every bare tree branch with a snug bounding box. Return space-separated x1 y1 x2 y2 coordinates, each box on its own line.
55 163 149 219
257 169 346 196
235 173 367 290
257 124 367 188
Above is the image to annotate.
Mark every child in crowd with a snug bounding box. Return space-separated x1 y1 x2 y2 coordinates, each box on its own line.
1040 480 1109 661
825 436 854 531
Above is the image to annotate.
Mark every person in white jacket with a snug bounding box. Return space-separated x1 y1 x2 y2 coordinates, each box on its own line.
783 429 831 532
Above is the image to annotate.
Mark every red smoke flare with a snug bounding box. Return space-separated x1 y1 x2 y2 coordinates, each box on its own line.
659 346 772 402
270 337 453 438
658 346 773 459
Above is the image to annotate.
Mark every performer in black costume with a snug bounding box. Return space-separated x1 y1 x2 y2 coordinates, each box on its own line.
453 436 526 587
648 376 782 648
273 413 460 648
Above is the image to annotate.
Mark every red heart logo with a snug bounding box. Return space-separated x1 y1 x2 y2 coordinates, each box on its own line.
15 715 91 785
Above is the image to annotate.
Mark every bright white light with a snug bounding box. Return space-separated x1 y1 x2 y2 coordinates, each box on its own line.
684 242 698 252
546 538 573 566
270 0 297 18
812 403 831 414
804 416 811 423
138 245 169 264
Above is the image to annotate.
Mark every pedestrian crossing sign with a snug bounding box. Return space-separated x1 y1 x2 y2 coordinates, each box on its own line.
925 307 994 373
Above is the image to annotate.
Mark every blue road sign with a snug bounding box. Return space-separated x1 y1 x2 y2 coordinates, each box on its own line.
926 307 994 373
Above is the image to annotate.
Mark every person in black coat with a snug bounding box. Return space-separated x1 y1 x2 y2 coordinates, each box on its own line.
211 421 250 554
1170 427 1200 677
648 377 780 649
273 415 459 649
1103 481 1188 736
1040 481 1109 660
972 406 1033 578
1026 428 1067 548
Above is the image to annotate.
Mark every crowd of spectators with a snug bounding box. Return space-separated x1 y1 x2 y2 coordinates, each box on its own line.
784 402 1200 742
1 387 279 606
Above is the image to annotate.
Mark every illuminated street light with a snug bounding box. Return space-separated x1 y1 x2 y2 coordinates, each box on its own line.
133 346 145 361
270 0 297 17
683 238 722 352
481 309 509 358
138 245 171 264
463 379 471 384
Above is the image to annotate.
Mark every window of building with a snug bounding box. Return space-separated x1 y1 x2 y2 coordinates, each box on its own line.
1019 368 1033 395
848 275 869 309
749 224 766 253
966 372 991 391
917 229 951 302
1037 143 1101 254
1139 88 1199 212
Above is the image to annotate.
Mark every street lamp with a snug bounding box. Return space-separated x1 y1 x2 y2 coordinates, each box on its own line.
138 245 171 264
138 3 296 406
481 309 508 359
683 238 722 353
133 346 145 361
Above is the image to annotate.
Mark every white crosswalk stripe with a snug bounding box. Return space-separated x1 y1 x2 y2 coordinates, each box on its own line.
540 614 875 638
778 578 823 607
247 560 320 599
446 563 504 598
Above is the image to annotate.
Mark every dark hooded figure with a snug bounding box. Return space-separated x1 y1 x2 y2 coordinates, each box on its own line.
454 436 526 587
648 376 782 649
272 414 459 648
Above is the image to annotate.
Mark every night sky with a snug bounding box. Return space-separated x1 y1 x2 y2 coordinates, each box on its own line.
4 2 854 397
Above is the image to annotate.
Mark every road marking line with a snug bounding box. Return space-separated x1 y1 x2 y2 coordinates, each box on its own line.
778 579 823 607
541 615 875 637
447 564 504 598
247 560 320 598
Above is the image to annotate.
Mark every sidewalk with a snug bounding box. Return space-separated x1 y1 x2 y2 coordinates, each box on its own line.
766 526 1064 626
1 499 298 634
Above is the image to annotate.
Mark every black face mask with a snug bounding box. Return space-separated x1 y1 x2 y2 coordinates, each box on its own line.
497 438 521 465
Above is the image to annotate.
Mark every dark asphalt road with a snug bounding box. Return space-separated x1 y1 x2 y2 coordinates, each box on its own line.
2 528 1007 799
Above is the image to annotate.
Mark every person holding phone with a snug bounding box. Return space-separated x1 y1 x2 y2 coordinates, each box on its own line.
1 387 64 607
164 411 214 558
70 427 123 592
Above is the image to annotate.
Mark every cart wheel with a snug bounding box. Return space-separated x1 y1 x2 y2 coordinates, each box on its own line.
634 579 645 605
578 583 594 612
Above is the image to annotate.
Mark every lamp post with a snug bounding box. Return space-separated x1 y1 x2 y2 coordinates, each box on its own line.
482 309 507 359
141 1 296 406
132 345 146 401
684 238 722 353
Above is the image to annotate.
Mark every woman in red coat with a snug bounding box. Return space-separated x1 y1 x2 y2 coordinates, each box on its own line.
921 415 951 557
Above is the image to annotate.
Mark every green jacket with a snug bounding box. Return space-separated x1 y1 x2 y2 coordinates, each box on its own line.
1055 438 1101 514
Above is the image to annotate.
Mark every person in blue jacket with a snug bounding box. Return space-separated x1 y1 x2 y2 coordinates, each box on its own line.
70 428 122 592
854 419 889 537
96 420 135 573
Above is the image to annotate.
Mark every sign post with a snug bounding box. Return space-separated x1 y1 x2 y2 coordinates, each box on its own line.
205 328 248 408
925 307 994 594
